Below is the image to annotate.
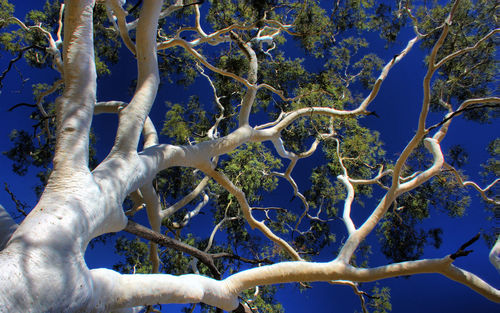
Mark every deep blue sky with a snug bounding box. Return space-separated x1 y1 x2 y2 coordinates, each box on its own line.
0 1 498 312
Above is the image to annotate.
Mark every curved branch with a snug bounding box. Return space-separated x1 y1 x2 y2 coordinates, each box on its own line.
205 168 302 261
160 176 210 219
110 0 161 154
105 0 136 55
445 163 500 205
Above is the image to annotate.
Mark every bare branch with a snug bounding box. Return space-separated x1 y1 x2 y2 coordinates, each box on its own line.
445 163 500 205
205 168 302 261
123 220 220 278
110 0 161 154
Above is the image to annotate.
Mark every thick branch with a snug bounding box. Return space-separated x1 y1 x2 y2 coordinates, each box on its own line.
51 0 96 175
111 0 161 154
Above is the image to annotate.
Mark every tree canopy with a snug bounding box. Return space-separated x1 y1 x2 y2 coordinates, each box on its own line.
0 0 498 312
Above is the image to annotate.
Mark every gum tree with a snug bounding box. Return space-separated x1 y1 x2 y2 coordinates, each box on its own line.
0 0 498 312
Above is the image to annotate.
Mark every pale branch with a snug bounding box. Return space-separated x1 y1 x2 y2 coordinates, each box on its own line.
332 138 357 235
229 31 258 126
50 0 96 174
397 138 444 194
338 175 356 235
348 165 392 186
205 167 303 261
126 0 184 31
260 35 420 135
390 0 460 188
490 236 500 273
172 192 209 229
91 268 239 311
0 204 18 250
196 63 225 139
158 38 253 89
428 101 500 141
139 115 162 273
444 163 500 206
140 184 162 273
160 176 210 219
270 137 324 231
223 256 500 303
337 138 444 262
109 0 161 155
434 28 499 69
254 111 286 130
0 16 63 74
104 0 137 55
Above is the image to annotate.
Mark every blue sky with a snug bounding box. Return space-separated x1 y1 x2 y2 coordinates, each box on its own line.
0 1 498 312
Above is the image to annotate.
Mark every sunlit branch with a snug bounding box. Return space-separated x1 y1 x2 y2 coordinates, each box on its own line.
160 176 210 219
50 0 96 173
104 0 136 55
429 98 500 142
158 38 253 89
397 138 444 194
230 31 258 126
390 0 460 187
434 28 499 69
334 138 356 235
196 64 225 139
140 116 162 273
91 268 238 311
126 0 184 31
348 165 392 186
264 35 420 134
270 137 322 231
223 254 500 303
111 0 161 154
172 192 209 229
205 168 302 261
444 163 500 206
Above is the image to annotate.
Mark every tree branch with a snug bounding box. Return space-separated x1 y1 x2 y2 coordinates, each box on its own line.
123 220 221 278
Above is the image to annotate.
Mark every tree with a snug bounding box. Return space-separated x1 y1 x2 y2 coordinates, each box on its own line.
0 0 498 312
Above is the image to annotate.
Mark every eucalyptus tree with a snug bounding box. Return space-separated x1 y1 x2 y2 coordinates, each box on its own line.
0 0 498 312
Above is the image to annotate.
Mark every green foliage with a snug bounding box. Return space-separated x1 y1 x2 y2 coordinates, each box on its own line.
162 96 212 144
240 285 284 313
114 237 152 274
223 142 282 202
367 284 392 313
